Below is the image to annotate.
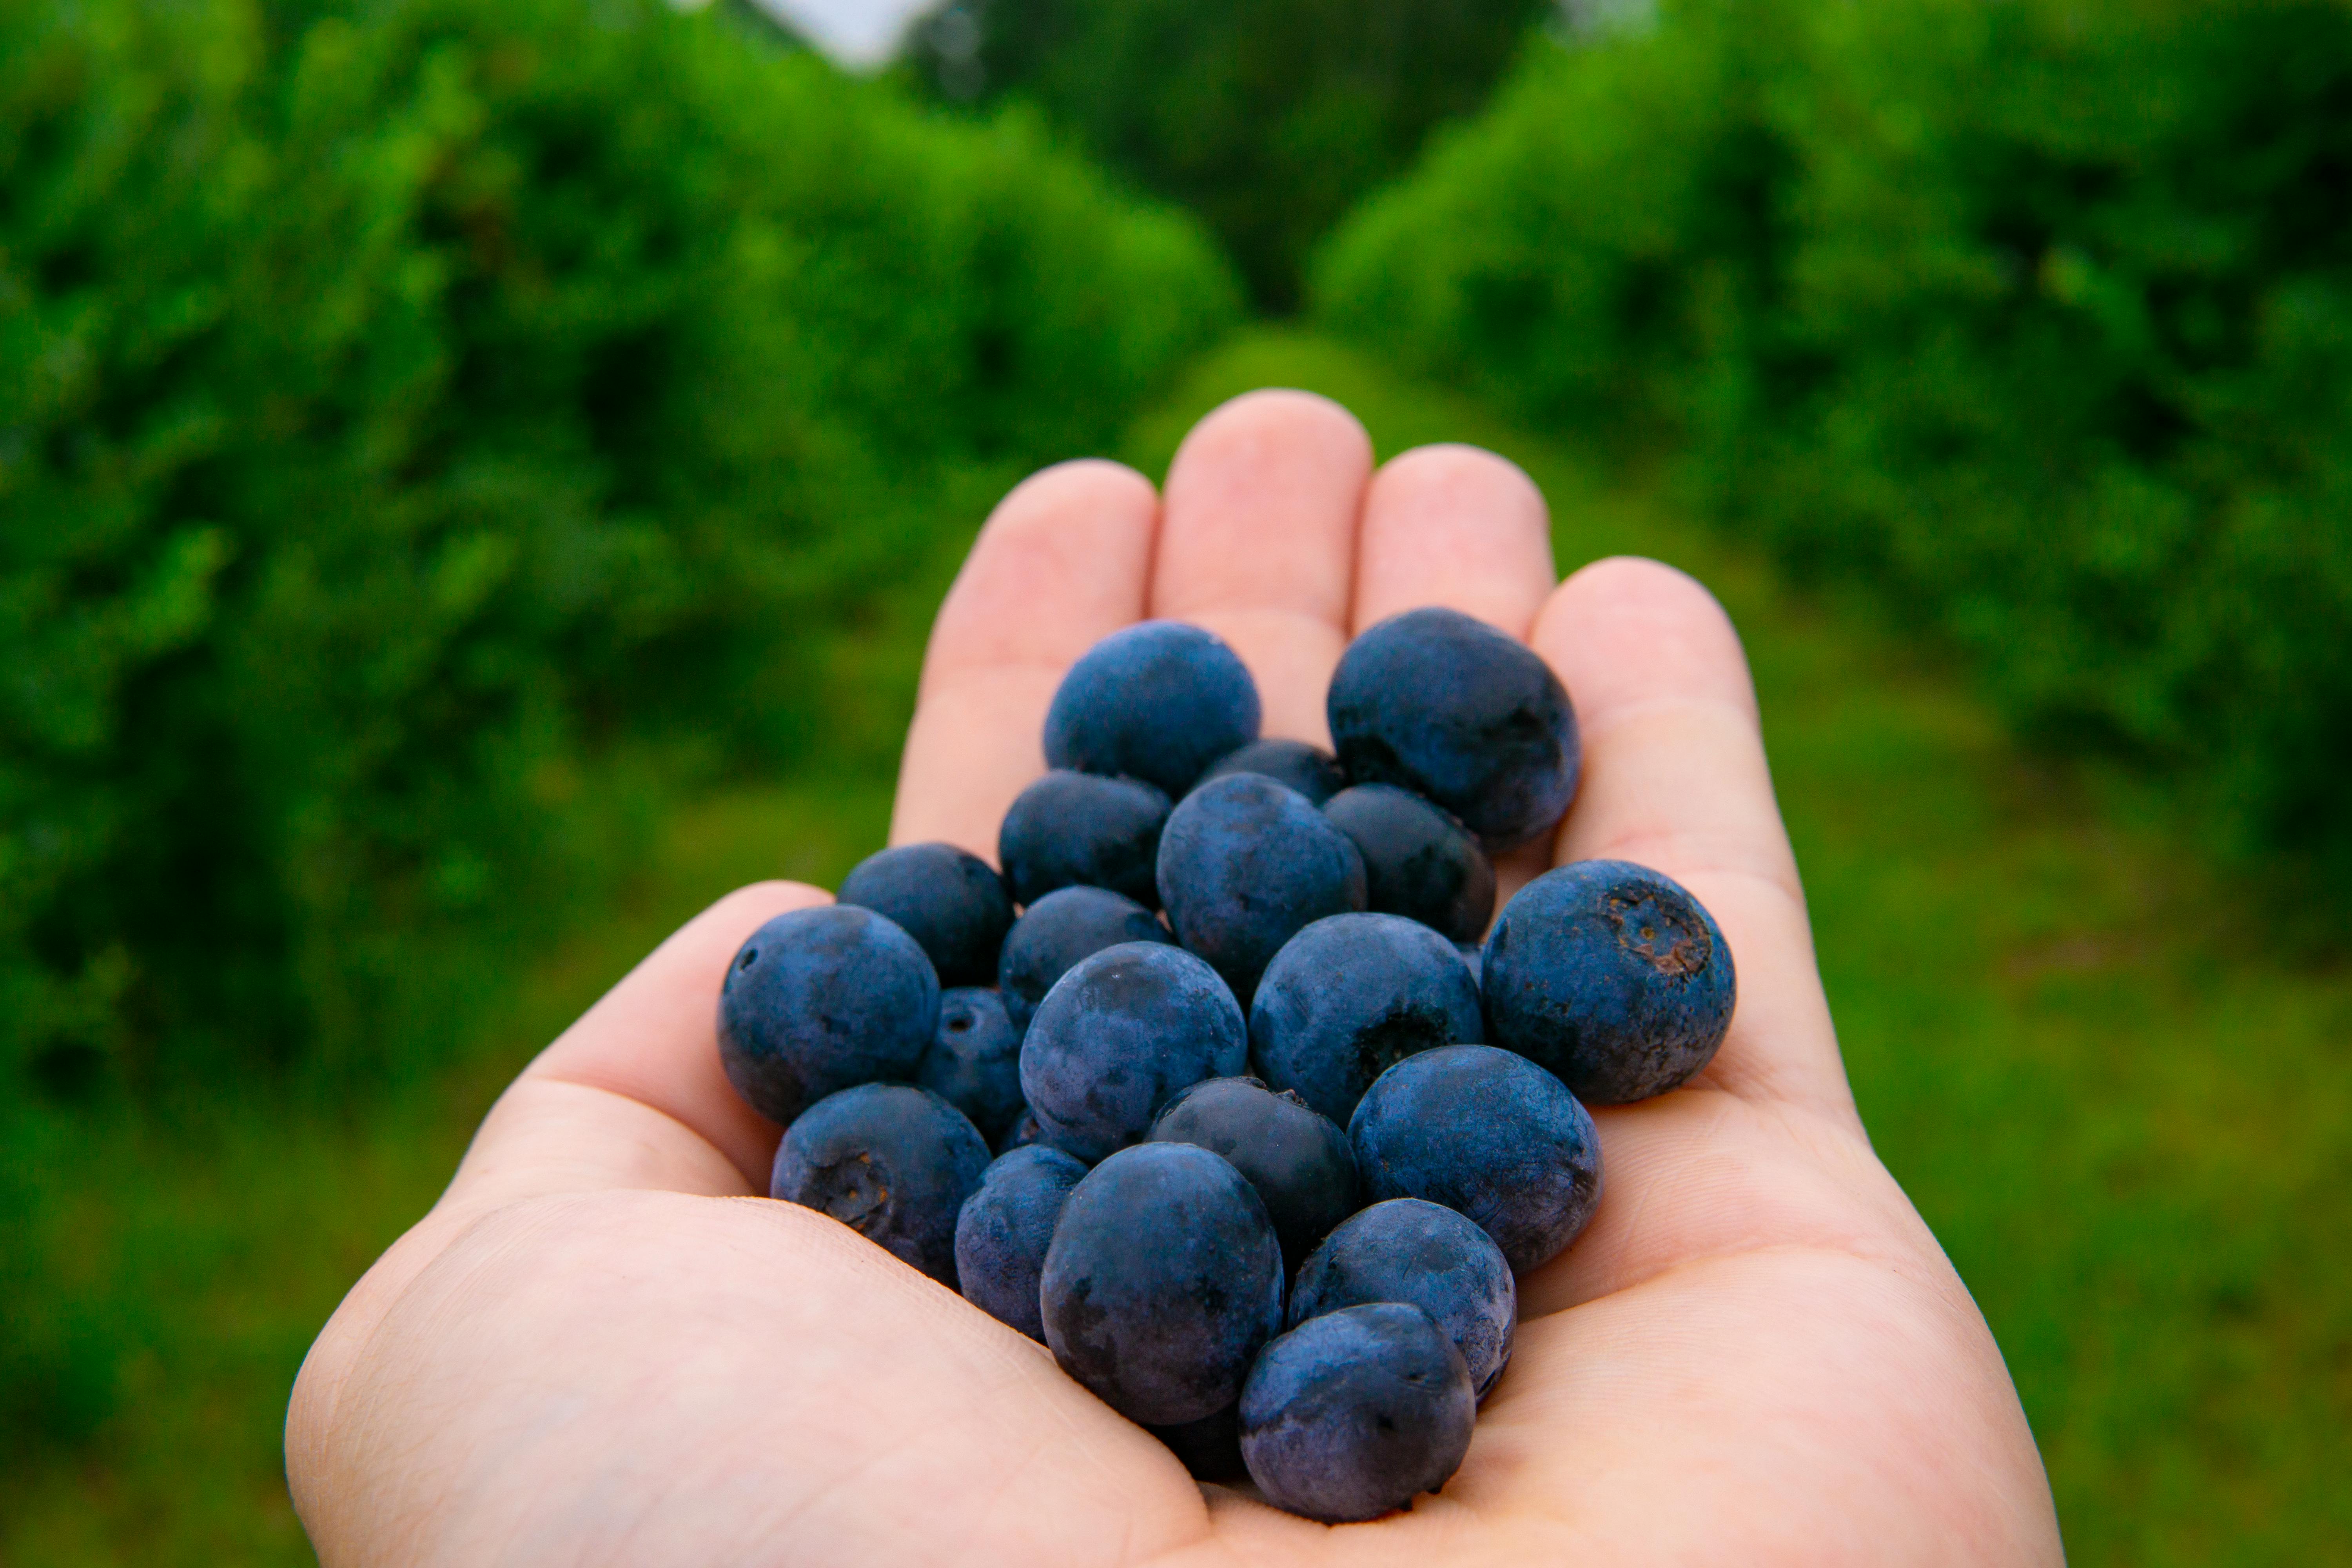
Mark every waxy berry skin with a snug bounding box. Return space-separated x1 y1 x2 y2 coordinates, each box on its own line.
1156 773 1368 1002
1040 1143 1285 1426
1020 942 1247 1163
1147 1076 1358 1272
1322 783 1495 944
1482 859 1736 1104
917 987 1024 1144
955 1145 1088 1341
1348 1044 1602 1274
1249 912 1484 1127
719 905 939 1127
1327 606 1579 853
996 886 1172 1033
1289 1198 1517 1400
1044 620 1261 798
770 1083 991 1286
998 769 1171 909
1200 738 1348 805
1238 1302 1475 1523
836 842 1014 988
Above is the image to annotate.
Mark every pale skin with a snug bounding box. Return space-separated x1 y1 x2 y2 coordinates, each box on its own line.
287 392 2065 1566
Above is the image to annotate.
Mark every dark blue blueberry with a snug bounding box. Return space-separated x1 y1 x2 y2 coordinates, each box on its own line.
1044 621 1262 797
1020 943 1247 1163
1156 773 1367 1000
719 905 940 1126
1348 1044 1601 1274
1200 738 1348 805
997 1107 1048 1155
1289 1198 1517 1401
954 1145 1088 1341
917 987 1024 1143
1482 859 1736 1104
1147 1077 1357 1271
835 842 1014 988
998 770 1171 908
1323 784 1496 944
770 1083 991 1286
1238 1302 1475 1523
1249 913 1484 1126
1149 1403 1247 1483
1327 606 1580 853
997 886 1172 1033
1040 1142 1285 1426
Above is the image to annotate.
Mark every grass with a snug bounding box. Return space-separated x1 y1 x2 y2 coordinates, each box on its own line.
7 327 2348 1564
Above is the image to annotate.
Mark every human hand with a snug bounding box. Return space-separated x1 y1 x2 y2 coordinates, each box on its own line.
287 392 2063 1565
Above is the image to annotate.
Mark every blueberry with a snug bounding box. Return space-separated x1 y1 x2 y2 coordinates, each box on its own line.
1289 1198 1517 1400
917 987 1024 1143
998 770 1171 909
719 905 940 1126
1020 943 1247 1162
1238 1302 1475 1523
1149 1403 1247 1483
1327 606 1580 853
1249 913 1485 1126
1348 1044 1601 1273
997 1107 1048 1155
770 1083 992 1286
1147 1077 1357 1271
997 886 1172 1033
1322 784 1496 944
1044 621 1262 797
954 1145 1089 1341
1040 1142 1285 1425
1482 860 1736 1104
835 842 1014 987
1199 738 1348 805
1157 773 1368 1000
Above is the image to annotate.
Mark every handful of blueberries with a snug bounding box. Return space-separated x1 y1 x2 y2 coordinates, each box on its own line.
718 608 1737 1522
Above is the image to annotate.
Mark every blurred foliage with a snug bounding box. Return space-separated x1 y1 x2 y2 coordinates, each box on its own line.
0 0 1238 1119
1317 0 2352 887
903 0 1553 309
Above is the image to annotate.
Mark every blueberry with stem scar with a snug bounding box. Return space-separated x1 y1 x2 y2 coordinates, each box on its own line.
1482 859 1736 1104
770 1083 991 1286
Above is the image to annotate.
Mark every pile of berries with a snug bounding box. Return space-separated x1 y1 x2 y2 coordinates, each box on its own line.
718 609 1736 1522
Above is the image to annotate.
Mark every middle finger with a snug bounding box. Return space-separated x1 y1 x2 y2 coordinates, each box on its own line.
1149 390 1373 744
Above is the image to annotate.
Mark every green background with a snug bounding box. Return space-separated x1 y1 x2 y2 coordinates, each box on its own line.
6 0 2349 1560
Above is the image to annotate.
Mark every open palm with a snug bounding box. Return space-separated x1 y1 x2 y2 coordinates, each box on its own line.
288 393 2062 1566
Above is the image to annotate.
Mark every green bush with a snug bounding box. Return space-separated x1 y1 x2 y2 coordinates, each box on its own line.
1316 0 2352 881
0 0 1239 1102
906 0 1553 309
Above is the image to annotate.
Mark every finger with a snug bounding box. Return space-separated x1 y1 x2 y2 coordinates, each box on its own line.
1529 557 1853 1116
1351 443 1557 638
1150 390 1372 745
891 459 1159 858
480 880 832 1198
